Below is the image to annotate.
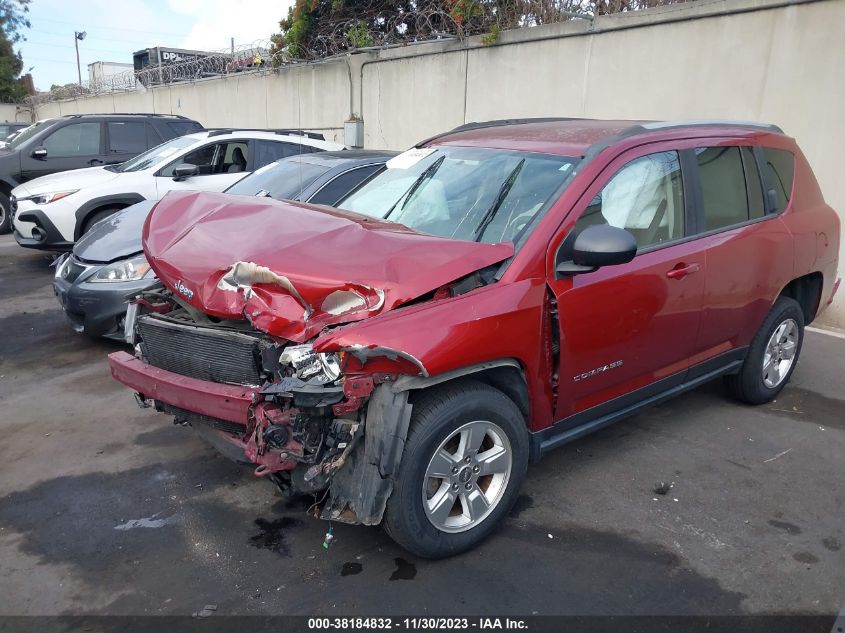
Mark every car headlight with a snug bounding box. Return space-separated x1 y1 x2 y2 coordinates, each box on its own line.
89 255 154 283
19 190 79 205
279 344 341 383
54 253 71 279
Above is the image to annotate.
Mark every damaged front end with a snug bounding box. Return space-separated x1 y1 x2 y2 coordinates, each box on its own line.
109 190 514 525
111 293 411 525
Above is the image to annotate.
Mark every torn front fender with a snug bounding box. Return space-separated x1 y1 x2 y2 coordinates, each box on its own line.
315 278 555 431
320 384 412 525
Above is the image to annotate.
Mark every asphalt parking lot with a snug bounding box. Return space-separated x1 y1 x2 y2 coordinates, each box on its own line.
0 232 843 619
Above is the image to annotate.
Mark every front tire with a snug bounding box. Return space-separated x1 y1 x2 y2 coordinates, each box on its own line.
724 296 804 405
0 192 11 234
383 380 529 559
82 207 120 235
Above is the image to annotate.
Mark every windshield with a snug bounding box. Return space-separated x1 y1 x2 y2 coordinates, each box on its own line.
338 146 578 244
7 121 52 150
114 136 198 173
225 157 329 200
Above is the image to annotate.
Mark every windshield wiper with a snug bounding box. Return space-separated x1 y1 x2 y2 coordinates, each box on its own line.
474 159 525 242
384 155 445 220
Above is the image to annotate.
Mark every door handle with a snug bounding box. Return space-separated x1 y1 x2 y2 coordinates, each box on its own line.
666 262 700 280
88 159 103 166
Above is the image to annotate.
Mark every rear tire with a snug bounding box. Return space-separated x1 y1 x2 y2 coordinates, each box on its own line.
724 296 804 405
0 192 11 234
383 380 529 559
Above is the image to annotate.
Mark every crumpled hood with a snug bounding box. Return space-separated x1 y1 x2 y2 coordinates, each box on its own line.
12 166 120 197
143 190 514 342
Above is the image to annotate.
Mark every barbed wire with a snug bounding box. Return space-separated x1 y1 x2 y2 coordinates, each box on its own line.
26 0 694 106
25 39 284 106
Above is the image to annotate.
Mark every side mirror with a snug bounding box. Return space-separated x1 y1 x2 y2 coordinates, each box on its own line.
32 147 47 159
556 225 637 277
172 164 199 181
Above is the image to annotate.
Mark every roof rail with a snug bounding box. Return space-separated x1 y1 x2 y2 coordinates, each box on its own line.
580 119 786 163
636 119 784 133
415 117 592 148
65 112 192 119
205 128 325 141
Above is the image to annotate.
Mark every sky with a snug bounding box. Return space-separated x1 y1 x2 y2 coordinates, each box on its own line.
16 0 293 91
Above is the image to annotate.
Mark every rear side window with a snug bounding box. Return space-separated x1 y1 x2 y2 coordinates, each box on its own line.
146 124 163 148
164 120 203 138
42 122 101 157
254 141 319 168
761 148 795 213
107 121 147 154
741 147 765 220
695 146 765 230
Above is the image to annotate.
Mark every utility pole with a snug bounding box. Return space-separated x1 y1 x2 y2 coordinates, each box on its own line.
74 31 87 85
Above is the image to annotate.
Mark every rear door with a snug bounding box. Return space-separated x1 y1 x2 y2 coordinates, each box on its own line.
547 145 706 423
154 139 251 198
19 121 107 181
688 143 795 368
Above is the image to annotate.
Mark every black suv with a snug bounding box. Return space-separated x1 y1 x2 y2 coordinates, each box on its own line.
0 113 203 233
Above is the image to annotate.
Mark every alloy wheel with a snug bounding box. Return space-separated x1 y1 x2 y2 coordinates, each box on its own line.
422 420 513 533
762 318 799 388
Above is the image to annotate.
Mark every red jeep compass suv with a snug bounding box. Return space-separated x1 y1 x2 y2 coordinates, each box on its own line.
109 119 840 558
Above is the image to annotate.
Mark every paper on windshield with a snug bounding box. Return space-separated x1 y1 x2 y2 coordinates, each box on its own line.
386 148 436 170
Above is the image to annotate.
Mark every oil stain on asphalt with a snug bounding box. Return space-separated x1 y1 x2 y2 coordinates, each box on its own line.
341 562 363 576
508 494 534 518
389 558 417 581
248 517 304 556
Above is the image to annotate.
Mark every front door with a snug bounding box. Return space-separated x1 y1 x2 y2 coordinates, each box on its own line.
19 121 107 181
154 140 251 198
547 148 706 423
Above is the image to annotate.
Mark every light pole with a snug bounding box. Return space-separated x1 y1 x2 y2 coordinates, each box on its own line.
74 31 86 85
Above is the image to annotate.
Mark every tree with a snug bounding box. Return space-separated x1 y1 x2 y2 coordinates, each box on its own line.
0 0 30 102
272 0 693 60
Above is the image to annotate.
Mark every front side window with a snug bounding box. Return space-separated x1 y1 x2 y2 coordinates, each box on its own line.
159 141 249 177
42 122 101 157
575 151 684 249
339 146 578 244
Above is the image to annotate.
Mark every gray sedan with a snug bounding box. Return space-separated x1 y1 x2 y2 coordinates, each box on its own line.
53 149 396 340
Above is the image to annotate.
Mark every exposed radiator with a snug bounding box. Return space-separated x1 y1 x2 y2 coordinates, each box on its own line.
137 315 267 386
